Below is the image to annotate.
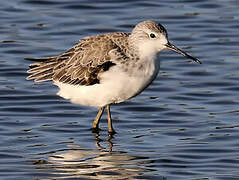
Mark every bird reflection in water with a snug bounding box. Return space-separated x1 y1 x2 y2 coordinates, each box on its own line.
94 131 114 152
32 135 156 179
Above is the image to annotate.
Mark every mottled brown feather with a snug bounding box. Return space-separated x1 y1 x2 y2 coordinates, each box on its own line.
26 32 130 85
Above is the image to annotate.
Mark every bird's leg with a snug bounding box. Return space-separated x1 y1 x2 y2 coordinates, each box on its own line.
106 105 116 135
92 106 105 133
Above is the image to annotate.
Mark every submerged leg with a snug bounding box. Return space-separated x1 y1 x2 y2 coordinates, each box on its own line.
106 105 116 134
92 107 105 132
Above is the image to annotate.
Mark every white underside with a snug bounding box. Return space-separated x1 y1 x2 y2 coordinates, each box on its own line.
54 56 160 107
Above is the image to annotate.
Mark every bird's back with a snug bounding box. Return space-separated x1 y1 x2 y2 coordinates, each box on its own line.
26 32 130 86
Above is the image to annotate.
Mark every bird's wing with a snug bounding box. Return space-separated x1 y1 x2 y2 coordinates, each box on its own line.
27 32 129 85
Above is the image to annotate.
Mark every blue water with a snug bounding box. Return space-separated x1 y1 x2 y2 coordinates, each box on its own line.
1 0 239 179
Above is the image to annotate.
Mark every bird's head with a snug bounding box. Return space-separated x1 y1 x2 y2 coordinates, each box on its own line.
130 20 201 64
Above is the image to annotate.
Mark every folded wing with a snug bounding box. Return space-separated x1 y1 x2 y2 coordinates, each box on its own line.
26 32 129 86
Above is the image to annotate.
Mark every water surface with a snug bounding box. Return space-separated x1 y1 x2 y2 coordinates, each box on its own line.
1 0 239 179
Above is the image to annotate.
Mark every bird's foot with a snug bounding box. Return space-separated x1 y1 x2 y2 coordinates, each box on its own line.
108 129 116 136
91 127 101 134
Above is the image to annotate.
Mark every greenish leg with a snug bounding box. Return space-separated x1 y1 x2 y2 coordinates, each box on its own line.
106 105 116 134
92 106 105 132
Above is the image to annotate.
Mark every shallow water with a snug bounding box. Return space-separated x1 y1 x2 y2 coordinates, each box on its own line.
1 0 239 179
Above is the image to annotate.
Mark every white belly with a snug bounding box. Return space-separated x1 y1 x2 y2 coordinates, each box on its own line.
54 58 160 107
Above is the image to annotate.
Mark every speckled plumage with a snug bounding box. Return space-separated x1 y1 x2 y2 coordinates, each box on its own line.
27 32 134 85
26 20 201 134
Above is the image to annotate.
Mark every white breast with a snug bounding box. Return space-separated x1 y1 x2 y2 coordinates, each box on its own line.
54 56 160 107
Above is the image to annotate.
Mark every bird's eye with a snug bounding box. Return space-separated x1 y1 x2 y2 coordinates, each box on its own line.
150 33 156 38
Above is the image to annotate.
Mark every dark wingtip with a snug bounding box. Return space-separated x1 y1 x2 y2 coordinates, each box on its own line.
24 57 38 61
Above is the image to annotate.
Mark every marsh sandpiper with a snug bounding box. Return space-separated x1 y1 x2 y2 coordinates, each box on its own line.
26 20 201 135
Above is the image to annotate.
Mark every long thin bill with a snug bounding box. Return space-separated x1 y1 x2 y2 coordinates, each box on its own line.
165 42 202 64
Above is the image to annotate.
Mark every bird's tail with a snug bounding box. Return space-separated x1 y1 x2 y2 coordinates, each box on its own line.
25 56 58 82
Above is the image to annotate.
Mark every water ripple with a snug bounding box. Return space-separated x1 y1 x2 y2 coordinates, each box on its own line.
0 0 239 179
